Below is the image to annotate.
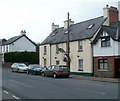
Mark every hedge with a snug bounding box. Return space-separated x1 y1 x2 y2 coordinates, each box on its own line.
4 51 39 64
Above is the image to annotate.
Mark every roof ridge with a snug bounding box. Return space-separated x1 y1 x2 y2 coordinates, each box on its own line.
52 16 104 31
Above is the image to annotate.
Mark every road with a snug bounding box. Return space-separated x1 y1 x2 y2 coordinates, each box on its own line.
2 68 118 100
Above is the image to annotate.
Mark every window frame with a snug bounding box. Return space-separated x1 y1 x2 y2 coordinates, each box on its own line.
101 36 111 47
44 46 47 55
98 59 108 70
78 41 83 52
78 59 83 71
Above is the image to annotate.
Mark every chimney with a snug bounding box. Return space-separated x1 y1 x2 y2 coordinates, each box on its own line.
21 30 26 35
103 5 119 25
51 23 59 32
64 19 74 29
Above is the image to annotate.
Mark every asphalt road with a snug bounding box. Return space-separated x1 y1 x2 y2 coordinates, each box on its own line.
2 68 118 100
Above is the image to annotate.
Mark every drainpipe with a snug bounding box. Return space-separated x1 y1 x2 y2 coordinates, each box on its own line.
91 44 94 76
90 39 94 76
50 44 51 66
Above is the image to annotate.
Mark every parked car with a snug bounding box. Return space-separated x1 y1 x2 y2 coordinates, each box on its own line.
41 65 70 78
27 64 44 75
11 63 28 73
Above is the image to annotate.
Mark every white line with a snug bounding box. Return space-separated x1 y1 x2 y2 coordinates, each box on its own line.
12 95 20 100
3 90 9 94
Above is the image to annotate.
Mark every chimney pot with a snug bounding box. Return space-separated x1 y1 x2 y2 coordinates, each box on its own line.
51 23 59 32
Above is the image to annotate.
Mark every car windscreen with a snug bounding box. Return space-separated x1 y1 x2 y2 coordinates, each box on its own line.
59 66 68 70
18 64 26 67
32 65 41 68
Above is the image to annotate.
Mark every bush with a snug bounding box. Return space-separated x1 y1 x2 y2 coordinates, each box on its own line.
4 51 39 64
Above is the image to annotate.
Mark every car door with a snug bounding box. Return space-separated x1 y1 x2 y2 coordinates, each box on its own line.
13 63 18 71
49 65 56 76
45 66 53 76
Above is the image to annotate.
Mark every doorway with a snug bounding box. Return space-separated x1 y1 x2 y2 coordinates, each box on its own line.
115 58 120 78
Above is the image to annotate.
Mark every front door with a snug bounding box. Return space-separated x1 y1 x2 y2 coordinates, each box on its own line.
115 59 120 78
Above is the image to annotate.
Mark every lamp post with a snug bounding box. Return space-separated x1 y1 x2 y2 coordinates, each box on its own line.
66 12 70 69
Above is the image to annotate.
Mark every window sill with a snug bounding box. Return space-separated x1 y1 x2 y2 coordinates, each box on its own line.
101 46 111 48
97 69 108 72
78 50 83 52
78 69 83 71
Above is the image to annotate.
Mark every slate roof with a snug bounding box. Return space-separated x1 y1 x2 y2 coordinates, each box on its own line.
0 34 36 46
92 21 120 44
41 16 106 45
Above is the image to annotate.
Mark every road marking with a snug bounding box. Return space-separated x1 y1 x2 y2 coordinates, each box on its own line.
12 95 20 100
3 90 9 94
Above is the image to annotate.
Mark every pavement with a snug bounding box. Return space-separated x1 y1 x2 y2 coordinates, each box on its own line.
70 75 119 83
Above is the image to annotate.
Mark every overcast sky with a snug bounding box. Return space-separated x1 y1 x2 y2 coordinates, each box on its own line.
0 0 119 43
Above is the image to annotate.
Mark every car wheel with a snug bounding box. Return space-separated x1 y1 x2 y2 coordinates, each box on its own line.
11 68 14 72
53 73 57 78
17 69 20 73
33 71 36 75
42 72 45 77
65 75 69 78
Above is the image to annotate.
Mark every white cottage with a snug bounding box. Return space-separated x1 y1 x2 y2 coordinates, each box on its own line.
0 30 36 62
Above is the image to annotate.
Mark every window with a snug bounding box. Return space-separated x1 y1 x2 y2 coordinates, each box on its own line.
3 46 5 52
102 31 108 36
78 59 83 71
98 59 108 70
0 46 2 53
101 36 110 47
6 45 8 53
44 46 47 55
56 61 59 65
52 32 57 36
78 41 83 51
87 24 94 29
44 59 47 67
56 44 59 54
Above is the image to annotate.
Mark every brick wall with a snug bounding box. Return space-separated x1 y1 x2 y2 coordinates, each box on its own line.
94 56 115 78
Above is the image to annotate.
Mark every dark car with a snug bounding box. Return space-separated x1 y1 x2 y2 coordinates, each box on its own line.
41 65 70 78
27 64 44 75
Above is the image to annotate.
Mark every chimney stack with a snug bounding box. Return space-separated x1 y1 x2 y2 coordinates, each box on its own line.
64 19 74 29
21 30 26 35
51 23 59 32
103 5 119 25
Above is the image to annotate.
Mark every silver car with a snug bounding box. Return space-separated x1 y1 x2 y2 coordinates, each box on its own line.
11 63 28 73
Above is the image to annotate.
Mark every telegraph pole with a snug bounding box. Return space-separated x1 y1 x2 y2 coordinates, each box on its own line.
66 12 70 69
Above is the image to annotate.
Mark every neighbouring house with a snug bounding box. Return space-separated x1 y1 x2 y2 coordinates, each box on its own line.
39 5 119 76
0 30 36 62
92 22 120 78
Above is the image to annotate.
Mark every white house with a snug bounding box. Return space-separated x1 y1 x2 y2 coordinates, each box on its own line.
0 30 36 62
92 22 120 78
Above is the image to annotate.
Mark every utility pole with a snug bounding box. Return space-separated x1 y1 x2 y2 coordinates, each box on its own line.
66 12 70 69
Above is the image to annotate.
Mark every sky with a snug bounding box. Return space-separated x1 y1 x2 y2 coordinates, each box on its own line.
0 0 119 43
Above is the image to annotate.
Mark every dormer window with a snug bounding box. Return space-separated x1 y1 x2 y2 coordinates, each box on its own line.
87 24 94 29
102 31 108 36
101 36 110 47
64 30 69 35
52 32 57 36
